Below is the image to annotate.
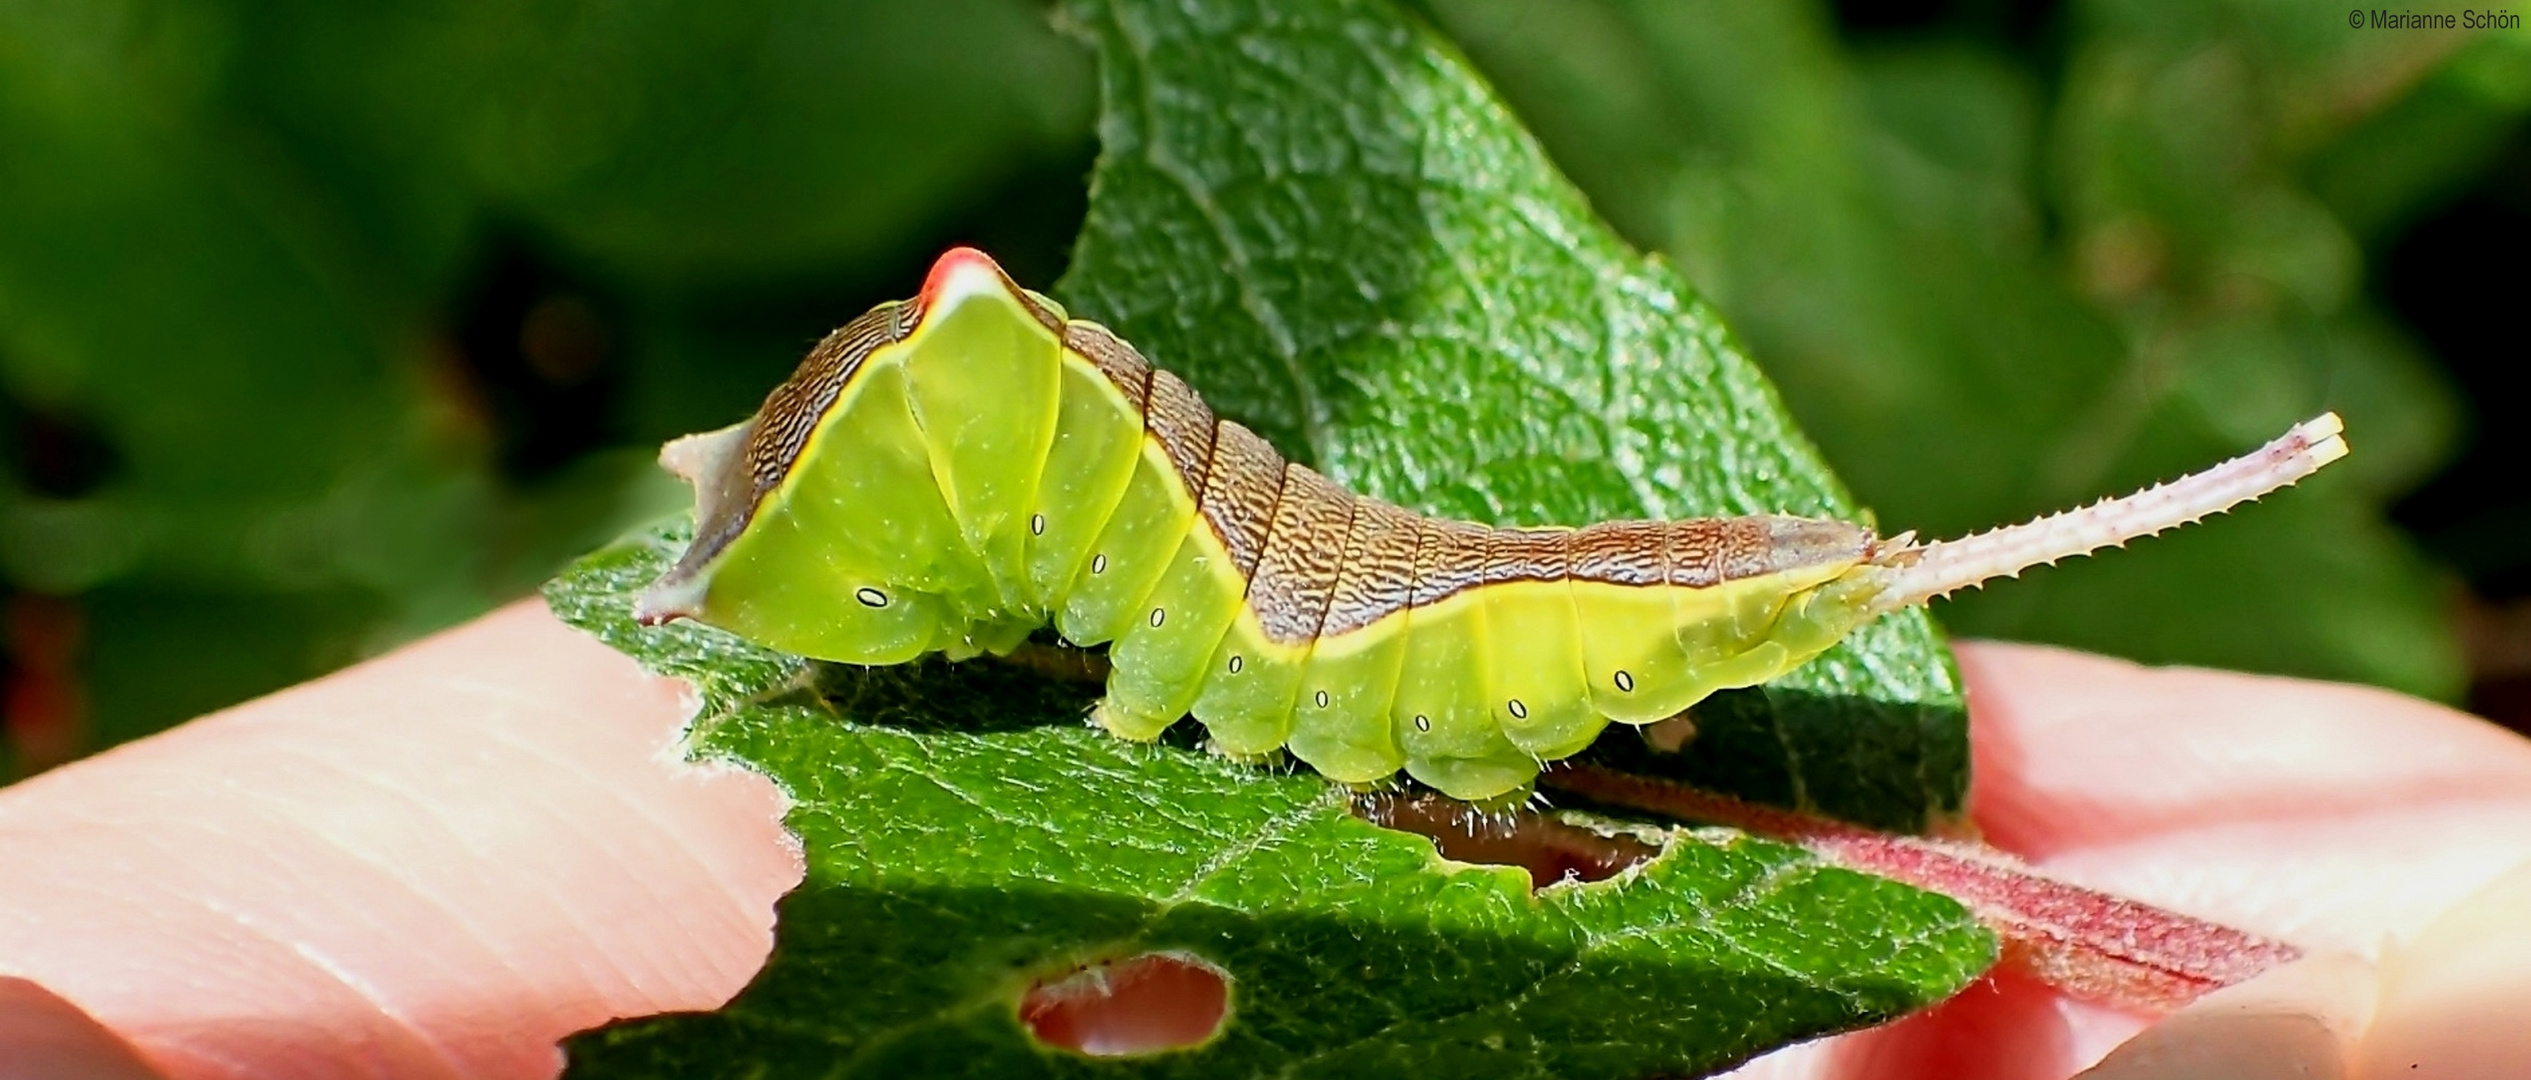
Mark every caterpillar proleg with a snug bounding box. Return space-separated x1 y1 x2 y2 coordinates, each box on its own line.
636 248 2350 801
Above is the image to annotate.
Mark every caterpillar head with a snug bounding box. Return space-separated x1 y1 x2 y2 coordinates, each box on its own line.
634 419 757 626
635 247 1068 632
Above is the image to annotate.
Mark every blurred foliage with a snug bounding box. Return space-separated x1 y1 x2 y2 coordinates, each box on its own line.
1428 0 2530 701
0 0 1094 771
1 0 2522 774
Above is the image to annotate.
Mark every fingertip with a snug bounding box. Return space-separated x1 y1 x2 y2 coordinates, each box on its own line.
2359 860 2531 1079
0 977 166 1080
1955 641 2531 858
0 599 802 1079
1816 969 2124 1080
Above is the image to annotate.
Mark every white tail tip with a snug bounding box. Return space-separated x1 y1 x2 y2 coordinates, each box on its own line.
2300 411 2349 469
1867 412 2348 612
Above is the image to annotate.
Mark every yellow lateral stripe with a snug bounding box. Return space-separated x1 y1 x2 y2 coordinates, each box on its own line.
1287 558 1862 649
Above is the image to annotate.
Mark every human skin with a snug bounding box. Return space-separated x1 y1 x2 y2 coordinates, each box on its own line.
0 601 2526 1078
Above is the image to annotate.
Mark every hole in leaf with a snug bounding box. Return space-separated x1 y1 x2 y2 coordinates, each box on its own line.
1355 791 1662 889
1018 951 1230 1057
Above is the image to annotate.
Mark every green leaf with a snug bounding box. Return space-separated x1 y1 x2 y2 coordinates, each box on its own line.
1053 0 1968 833
548 528 1992 1079
552 0 1997 1074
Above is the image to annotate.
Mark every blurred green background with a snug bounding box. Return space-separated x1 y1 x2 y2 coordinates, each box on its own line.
2 0 2524 778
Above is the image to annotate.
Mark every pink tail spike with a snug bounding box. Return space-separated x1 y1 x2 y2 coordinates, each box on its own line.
1867 413 2348 613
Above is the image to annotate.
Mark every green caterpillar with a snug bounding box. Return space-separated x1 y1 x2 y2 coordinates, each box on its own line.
636 248 2349 801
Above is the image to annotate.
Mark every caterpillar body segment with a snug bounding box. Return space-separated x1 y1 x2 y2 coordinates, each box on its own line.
1284 498 1420 783
1026 329 1149 610
638 247 2353 802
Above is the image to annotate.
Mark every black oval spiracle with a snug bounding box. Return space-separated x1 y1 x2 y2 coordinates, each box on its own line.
1613 670 1635 693
854 587 889 608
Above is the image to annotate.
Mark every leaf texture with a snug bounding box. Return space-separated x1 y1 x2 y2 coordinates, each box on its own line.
551 0 1999 1074
549 530 1991 1079
1054 0 1967 831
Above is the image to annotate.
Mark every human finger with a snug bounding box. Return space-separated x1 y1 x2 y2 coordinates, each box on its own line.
0 976 166 1080
1960 642 2531 953
1732 641 2531 1080
0 600 801 1080
2359 859 2531 1077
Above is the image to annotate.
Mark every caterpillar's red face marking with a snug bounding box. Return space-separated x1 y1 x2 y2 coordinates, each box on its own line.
922 245 1065 333
918 245 1000 305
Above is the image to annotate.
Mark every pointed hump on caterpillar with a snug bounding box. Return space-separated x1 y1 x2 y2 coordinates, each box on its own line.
633 246 1072 629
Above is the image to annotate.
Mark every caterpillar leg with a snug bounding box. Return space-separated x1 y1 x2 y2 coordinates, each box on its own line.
946 615 1039 662
1477 578 1604 762
1287 621 1409 784
1285 498 1420 784
1187 463 1355 757
1189 616 1307 755
1099 528 1247 739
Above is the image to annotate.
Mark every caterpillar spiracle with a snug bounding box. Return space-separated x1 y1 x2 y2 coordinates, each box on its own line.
635 248 2349 802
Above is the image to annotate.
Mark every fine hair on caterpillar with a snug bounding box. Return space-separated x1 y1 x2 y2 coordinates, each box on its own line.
636 248 2351 802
